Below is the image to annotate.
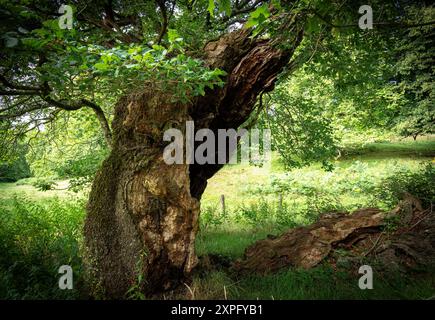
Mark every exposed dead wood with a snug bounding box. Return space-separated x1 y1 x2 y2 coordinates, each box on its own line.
233 196 435 274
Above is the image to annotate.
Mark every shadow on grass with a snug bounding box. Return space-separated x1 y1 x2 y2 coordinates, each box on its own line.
196 226 282 259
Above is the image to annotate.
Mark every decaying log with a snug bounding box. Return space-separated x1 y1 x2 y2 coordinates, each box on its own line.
233 196 435 274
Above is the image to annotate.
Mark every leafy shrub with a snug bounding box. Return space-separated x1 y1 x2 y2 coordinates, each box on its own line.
235 200 272 226
234 199 300 227
0 196 86 299
15 177 39 186
54 151 108 192
32 178 57 191
0 154 31 182
68 176 93 193
200 205 225 229
55 153 105 179
375 162 435 208
300 186 344 220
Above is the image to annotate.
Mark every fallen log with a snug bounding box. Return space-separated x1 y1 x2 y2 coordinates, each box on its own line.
233 195 435 274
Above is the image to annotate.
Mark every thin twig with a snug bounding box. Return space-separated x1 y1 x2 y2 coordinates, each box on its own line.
363 233 383 257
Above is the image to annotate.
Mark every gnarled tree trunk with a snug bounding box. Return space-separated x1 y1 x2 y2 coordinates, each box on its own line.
84 28 302 298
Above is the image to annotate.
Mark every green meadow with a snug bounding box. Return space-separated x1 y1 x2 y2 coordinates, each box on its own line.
1 139 433 299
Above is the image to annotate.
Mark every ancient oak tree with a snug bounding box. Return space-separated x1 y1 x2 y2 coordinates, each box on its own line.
1 0 432 298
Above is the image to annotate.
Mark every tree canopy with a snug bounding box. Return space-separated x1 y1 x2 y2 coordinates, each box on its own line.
1 1 433 172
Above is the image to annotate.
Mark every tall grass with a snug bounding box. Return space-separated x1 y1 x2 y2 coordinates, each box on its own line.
0 196 86 299
200 161 434 232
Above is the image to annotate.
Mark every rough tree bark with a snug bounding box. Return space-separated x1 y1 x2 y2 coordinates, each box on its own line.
84 27 303 298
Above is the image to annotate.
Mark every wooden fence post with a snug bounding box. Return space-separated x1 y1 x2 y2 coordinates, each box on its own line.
220 194 226 216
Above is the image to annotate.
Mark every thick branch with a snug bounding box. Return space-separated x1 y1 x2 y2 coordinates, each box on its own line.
42 96 113 147
0 75 113 147
0 75 41 91
189 25 304 198
156 0 169 45
0 90 40 96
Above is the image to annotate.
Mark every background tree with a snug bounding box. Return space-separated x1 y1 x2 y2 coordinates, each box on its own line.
258 2 434 169
392 5 434 139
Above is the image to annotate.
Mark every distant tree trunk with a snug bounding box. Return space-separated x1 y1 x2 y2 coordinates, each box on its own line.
84 28 302 298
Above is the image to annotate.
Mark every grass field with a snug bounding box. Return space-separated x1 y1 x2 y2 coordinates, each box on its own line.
200 140 435 226
0 139 434 299
0 179 74 201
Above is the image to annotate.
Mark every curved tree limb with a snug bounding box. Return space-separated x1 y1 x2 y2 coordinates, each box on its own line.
0 75 113 147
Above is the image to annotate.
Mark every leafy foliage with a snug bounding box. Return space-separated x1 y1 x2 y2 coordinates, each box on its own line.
0 145 31 182
259 81 337 169
1 0 434 173
0 196 86 299
32 177 57 191
392 7 435 139
376 163 435 208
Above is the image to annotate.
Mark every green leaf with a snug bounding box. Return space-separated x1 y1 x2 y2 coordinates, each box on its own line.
207 0 215 17
245 17 258 29
94 62 108 71
245 4 269 29
219 0 232 16
250 4 270 19
168 29 180 43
